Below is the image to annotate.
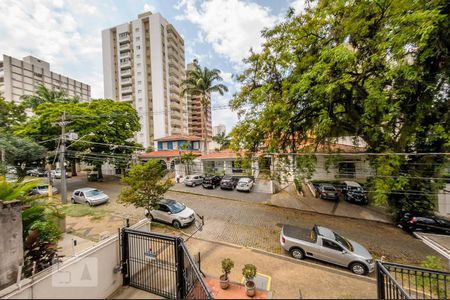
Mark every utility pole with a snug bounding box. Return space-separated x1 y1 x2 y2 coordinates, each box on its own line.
59 111 67 204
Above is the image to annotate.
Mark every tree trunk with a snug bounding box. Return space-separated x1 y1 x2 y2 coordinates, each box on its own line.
202 97 209 155
71 158 77 177
97 164 103 179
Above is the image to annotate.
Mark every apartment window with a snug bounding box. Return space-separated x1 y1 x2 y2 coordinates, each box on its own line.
136 54 141 59
137 72 142 76
135 28 139 32
136 45 140 50
135 36 140 41
119 32 129 39
137 63 141 68
138 90 142 94
138 97 142 102
137 81 142 85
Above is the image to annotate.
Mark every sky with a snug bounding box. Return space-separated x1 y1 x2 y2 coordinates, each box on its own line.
0 0 306 133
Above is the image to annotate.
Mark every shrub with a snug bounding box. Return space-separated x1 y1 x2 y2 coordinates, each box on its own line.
242 264 257 281
221 258 234 280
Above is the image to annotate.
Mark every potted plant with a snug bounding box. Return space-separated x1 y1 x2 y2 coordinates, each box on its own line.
242 264 257 297
220 258 234 289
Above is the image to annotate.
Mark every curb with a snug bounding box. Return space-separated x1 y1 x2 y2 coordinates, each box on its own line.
183 235 376 284
169 189 392 226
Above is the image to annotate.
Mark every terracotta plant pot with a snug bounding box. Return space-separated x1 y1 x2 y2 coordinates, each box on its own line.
220 274 229 290
246 280 256 297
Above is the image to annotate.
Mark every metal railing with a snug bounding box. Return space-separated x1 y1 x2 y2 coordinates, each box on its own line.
377 261 450 299
180 242 212 299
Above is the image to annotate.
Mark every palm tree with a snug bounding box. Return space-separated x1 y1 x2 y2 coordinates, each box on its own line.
213 132 231 150
21 84 79 109
182 63 228 154
181 152 198 175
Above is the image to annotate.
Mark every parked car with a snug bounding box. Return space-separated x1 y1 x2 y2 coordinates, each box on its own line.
28 167 46 177
397 212 450 235
6 166 17 175
342 181 368 205
220 175 239 190
54 168 72 179
145 199 196 228
236 177 254 192
71 188 109 206
184 174 204 187
280 224 374 275
29 184 58 196
202 175 222 189
317 184 339 201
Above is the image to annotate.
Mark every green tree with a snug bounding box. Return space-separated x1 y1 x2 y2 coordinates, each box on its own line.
17 99 141 178
181 152 198 175
0 96 26 130
0 132 46 177
231 0 449 214
182 63 228 154
118 160 172 214
21 84 79 110
213 132 231 150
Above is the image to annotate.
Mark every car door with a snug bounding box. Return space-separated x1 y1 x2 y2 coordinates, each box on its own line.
154 204 172 223
319 239 347 266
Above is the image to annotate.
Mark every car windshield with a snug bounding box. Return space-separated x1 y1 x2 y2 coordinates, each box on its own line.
323 186 335 191
349 186 362 192
85 189 103 197
166 201 185 214
334 232 353 251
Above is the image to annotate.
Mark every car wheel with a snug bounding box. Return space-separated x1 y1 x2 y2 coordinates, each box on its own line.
86 201 93 207
71 198 75 204
289 247 305 260
350 262 367 275
172 220 181 229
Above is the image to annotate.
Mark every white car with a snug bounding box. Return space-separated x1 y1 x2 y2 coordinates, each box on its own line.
145 199 196 228
71 188 109 206
29 184 58 196
236 177 254 192
54 168 72 179
184 175 204 187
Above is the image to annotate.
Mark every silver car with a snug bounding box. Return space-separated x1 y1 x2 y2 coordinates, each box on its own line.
236 177 254 192
71 188 109 206
184 175 204 187
280 224 374 275
54 168 72 179
29 184 58 196
145 199 196 228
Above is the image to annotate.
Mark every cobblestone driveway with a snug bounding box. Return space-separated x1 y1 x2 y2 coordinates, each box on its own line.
61 175 445 267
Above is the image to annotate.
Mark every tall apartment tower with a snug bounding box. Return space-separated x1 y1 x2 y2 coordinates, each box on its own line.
102 12 187 148
0 55 90 103
186 60 212 140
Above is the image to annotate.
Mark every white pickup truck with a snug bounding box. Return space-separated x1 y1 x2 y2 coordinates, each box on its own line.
280 224 375 275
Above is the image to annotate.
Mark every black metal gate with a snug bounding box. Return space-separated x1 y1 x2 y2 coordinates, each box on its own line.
121 228 212 299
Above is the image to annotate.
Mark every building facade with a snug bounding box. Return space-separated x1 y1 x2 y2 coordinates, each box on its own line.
0 55 90 102
186 60 212 140
102 11 188 149
212 124 226 136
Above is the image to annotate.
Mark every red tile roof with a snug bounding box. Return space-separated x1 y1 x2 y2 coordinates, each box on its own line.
154 135 202 142
199 149 246 160
140 150 201 159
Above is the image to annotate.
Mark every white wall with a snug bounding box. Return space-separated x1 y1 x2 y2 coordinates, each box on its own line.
1 221 150 299
438 184 450 216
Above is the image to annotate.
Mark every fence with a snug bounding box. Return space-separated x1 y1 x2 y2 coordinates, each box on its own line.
377 261 450 299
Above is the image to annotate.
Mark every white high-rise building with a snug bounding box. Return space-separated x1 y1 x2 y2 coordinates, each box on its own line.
102 11 187 148
212 124 226 136
0 55 90 103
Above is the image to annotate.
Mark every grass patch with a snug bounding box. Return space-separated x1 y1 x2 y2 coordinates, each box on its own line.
62 204 108 220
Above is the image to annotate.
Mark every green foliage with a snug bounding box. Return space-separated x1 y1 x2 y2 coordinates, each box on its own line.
0 176 41 201
221 258 234 280
20 84 79 110
62 204 107 220
213 132 231 150
0 96 26 131
119 160 172 212
29 220 61 242
242 264 257 281
230 0 450 214
183 63 228 153
295 154 317 181
0 132 46 177
18 98 141 176
421 256 445 271
181 152 198 175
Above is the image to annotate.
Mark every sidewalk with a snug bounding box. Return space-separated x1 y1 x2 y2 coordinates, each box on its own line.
184 237 376 299
270 184 390 223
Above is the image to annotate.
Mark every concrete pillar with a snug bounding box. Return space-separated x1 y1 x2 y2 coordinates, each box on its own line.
0 200 23 290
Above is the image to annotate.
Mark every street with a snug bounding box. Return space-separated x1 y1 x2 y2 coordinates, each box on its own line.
57 174 444 268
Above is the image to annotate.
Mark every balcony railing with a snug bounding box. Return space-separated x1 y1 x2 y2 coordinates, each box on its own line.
377 261 450 299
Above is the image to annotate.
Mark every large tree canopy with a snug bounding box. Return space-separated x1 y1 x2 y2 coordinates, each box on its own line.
16 99 141 177
231 0 449 213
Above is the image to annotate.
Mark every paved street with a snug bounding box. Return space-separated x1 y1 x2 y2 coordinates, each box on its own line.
57 174 445 268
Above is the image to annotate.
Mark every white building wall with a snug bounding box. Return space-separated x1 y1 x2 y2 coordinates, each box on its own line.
101 30 116 99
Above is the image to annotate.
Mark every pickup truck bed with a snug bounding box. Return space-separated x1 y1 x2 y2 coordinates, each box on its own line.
282 224 312 241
